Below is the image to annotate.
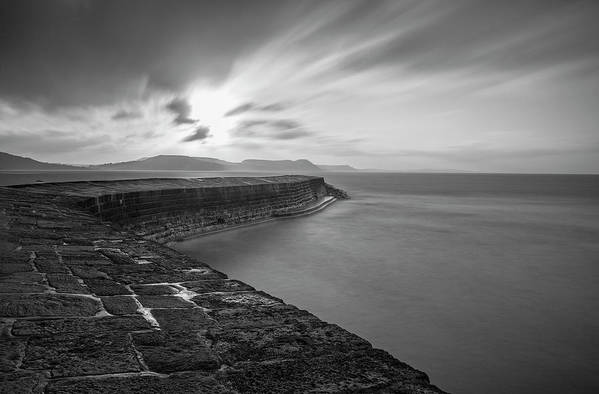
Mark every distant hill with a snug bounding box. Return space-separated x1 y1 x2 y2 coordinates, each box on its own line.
0 152 84 170
1 152 361 173
317 164 357 172
238 159 321 172
94 155 226 171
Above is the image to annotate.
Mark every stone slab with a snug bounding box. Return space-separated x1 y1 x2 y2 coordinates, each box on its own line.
137 295 194 309
45 372 233 394
12 316 151 336
208 304 322 329
21 332 141 378
132 331 219 373
130 284 177 295
208 322 371 364
191 291 282 310
46 274 89 294
0 371 46 394
83 278 130 296
101 296 139 315
0 294 100 317
151 308 215 332
69 266 109 279
180 279 254 294
33 259 69 274
217 349 442 393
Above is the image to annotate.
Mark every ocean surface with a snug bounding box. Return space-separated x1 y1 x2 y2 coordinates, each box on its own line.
2 171 598 393
176 173 599 394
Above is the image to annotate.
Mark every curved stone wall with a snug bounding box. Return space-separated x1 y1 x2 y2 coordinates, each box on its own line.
16 176 332 242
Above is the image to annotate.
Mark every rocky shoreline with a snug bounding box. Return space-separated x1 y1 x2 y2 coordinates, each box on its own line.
0 177 445 393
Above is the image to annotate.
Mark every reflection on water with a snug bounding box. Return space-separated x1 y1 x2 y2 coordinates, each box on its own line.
175 173 599 394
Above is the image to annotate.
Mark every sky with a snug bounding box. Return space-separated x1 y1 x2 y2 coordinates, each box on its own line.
1 0 598 172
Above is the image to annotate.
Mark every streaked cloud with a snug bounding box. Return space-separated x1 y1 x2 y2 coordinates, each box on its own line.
182 126 211 142
112 109 143 121
165 98 196 125
224 101 288 117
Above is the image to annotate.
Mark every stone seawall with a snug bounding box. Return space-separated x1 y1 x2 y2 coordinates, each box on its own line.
1 177 445 393
14 176 332 243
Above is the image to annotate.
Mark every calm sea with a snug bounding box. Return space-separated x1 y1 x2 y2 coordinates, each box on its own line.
176 173 599 394
2 171 598 393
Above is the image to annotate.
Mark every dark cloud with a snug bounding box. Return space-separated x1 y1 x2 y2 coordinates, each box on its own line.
233 118 311 139
111 109 143 121
225 103 256 117
224 101 288 117
340 1 599 76
0 129 110 154
270 119 301 131
2 0 597 110
0 0 303 108
182 126 210 142
165 98 195 124
273 130 312 140
239 119 269 128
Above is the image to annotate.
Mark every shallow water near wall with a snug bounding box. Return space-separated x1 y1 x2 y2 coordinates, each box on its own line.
175 173 599 394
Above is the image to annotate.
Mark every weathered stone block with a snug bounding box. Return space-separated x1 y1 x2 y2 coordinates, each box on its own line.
101 265 225 284
0 282 48 293
46 274 89 294
208 322 371 364
70 266 109 279
83 278 130 296
208 304 321 329
191 291 282 310
0 371 46 394
45 372 233 394
61 253 111 266
180 279 254 294
101 296 139 315
132 331 219 373
151 308 215 332
0 338 26 372
136 295 194 309
22 332 141 377
12 316 151 336
0 272 44 283
34 259 69 274
99 249 135 265
0 264 33 274
216 349 440 393
130 284 177 295
0 294 100 317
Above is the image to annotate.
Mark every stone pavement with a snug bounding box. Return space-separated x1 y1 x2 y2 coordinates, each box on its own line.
0 185 445 393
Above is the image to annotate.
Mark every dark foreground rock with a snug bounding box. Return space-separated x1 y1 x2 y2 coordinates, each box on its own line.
0 180 445 393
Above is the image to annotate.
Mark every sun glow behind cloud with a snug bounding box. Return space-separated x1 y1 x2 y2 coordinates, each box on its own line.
188 86 239 145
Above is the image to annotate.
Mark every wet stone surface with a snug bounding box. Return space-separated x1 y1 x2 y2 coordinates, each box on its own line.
100 296 139 315
132 330 219 373
137 295 195 309
0 182 445 393
0 294 100 318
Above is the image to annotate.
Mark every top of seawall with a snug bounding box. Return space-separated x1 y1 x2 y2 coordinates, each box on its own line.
10 175 323 198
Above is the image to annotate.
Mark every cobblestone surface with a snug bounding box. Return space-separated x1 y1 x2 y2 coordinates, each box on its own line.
0 182 445 393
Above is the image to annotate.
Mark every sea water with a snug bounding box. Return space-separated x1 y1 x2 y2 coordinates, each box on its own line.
175 173 599 394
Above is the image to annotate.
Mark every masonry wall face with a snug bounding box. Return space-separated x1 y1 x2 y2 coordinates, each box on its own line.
80 177 327 242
